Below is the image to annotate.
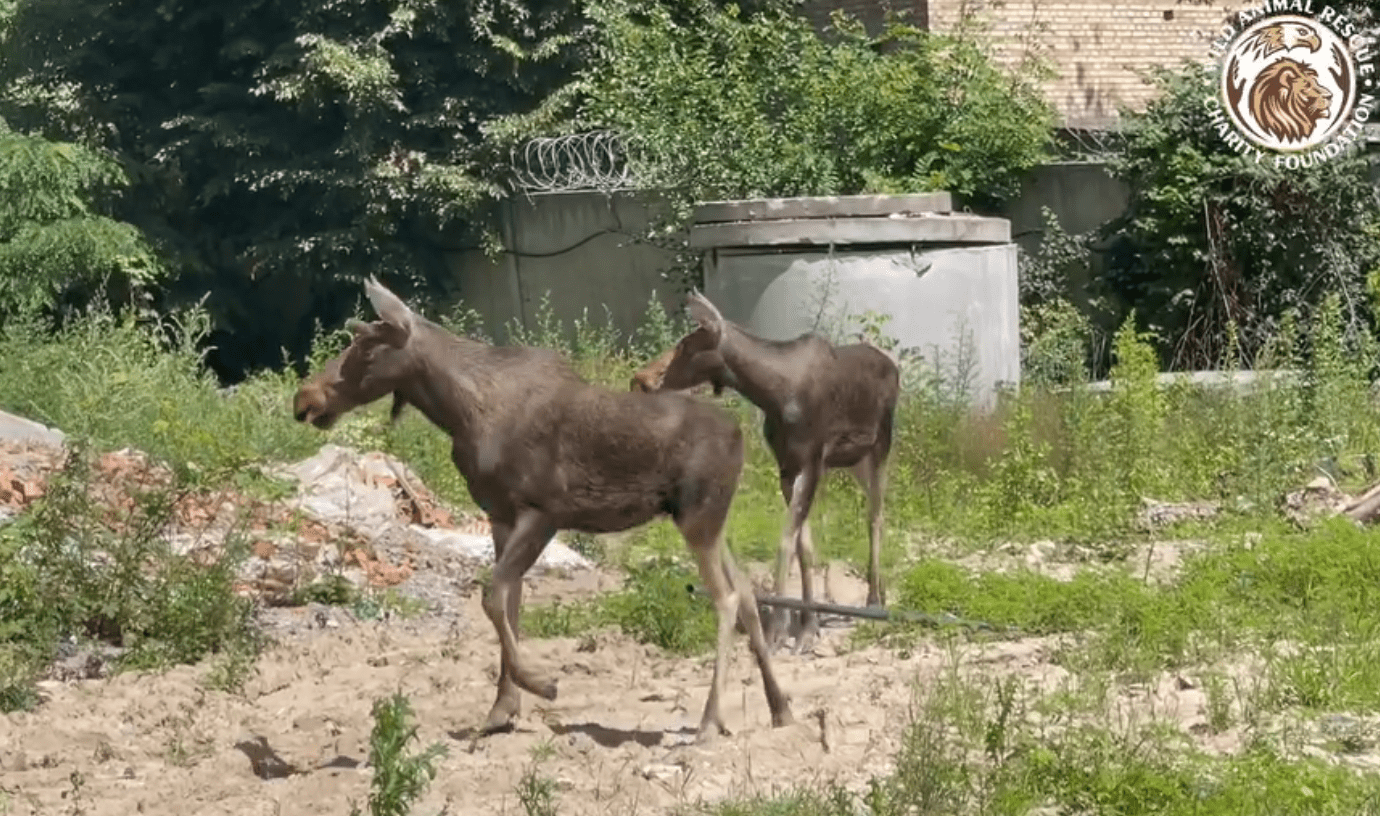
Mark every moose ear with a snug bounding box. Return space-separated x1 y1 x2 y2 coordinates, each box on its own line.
685 289 726 346
364 276 414 347
345 318 371 337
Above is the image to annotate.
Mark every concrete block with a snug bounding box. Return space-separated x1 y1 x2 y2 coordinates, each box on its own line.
693 193 954 223
689 212 1011 249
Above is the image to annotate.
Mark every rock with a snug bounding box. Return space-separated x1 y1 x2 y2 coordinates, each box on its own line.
47 642 124 681
0 410 65 448
273 445 402 532
1281 477 1351 526
1137 497 1220 530
639 762 684 783
409 527 593 572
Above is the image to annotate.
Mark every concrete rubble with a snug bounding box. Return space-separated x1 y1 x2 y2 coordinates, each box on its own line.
0 409 593 610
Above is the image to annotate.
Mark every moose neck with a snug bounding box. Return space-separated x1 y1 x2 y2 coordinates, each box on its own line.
393 328 495 456
716 323 796 416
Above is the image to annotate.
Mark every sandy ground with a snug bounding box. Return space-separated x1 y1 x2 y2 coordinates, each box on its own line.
0 557 1099 816
0 418 1371 815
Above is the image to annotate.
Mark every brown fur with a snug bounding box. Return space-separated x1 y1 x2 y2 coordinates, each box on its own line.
631 292 900 653
294 278 793 740
1250 57 1331 143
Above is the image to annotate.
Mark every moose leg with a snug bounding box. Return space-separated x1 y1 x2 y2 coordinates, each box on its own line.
686 529 794 741
721 540 794 728
481 520 525 733
851 455 888 607
794 518 821 654
688 537 740 740
482 512 559 705
766 466 821 652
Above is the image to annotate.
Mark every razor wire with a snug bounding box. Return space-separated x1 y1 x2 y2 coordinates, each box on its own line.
1053 126 1129 162
507 129 646 194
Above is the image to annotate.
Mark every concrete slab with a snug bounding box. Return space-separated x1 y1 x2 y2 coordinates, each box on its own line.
693 193 954 223
689 212 1011 249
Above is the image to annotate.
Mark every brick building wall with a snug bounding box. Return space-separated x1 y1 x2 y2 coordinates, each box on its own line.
800 0 1251 130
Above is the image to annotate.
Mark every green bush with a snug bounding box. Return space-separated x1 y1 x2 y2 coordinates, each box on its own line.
1037 62 1380 373
490 0 1056 287
575 0 1055 204
0 439 259 709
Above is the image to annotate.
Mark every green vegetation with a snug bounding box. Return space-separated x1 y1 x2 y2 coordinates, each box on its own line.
1033 62 1380 375
574 0 1055 207
349 692 448 816
494 0 1056 286
0 126 166 320
700 668 1380 816
522 556 717 655
0 438 259 709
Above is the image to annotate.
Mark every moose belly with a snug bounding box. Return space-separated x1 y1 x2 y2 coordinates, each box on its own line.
823 430 878 467
549 491 666 534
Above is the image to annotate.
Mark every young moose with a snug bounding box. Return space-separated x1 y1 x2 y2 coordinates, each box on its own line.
293 278 794 740
633 291 900 653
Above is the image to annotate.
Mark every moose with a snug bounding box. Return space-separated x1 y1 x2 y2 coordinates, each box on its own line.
631 291 900 653
292 278 794 740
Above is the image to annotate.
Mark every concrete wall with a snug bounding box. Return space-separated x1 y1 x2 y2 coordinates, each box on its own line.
1005 161 1129 256
441 190 682 344
441 165 1120 345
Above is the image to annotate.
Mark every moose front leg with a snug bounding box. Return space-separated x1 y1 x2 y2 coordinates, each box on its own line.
765 465 821 652
481 519 526 734
481 512 559 724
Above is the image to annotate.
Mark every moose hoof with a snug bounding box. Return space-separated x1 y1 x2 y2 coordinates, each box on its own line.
513 669 558 701
528 678 558 701
480 711 518 735
481 696 521 734
695 721 731 744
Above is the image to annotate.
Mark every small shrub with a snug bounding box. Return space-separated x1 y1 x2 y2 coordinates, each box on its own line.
350 692 448 816
0 438 260 705
604 557 717 656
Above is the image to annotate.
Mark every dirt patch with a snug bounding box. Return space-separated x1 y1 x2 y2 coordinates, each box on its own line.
0 589 1061 816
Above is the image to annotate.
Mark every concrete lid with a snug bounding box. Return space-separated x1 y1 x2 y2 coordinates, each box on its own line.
694 193 955 224
689 211 1011 249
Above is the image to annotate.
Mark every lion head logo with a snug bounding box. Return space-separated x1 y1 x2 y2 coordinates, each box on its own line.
1220 14 1356 153
1248 58 1333 143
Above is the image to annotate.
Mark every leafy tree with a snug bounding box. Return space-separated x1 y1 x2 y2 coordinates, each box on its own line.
0 123 165 321
1088 63 1380 371
1 0 599 377
490 0 1058 287
1025 58 1380 375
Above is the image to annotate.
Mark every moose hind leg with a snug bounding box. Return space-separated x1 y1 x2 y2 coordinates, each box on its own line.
721 542 794 727
794 518 821 654
851 455 888 607
688 538 739 740
766 468 820 652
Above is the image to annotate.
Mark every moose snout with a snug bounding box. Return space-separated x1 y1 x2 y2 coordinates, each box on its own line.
292 388 333 428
